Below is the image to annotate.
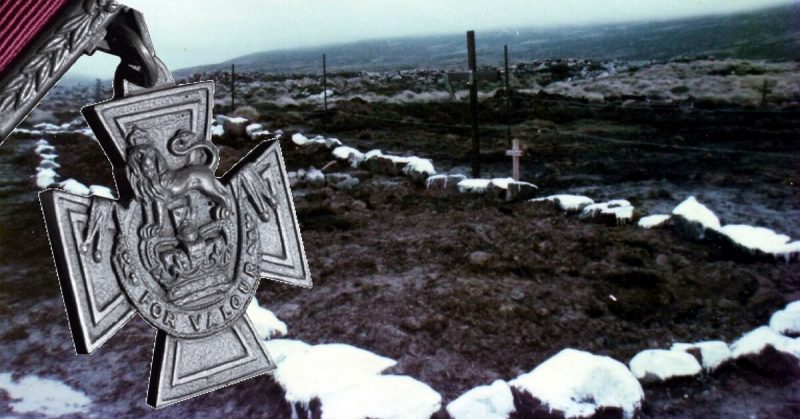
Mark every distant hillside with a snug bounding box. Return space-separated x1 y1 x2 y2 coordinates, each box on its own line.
179 3 800 76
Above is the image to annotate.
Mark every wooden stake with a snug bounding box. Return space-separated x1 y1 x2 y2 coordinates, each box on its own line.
504 45 511 148
323 53 328 131
230 63 236 110
467 30 480 178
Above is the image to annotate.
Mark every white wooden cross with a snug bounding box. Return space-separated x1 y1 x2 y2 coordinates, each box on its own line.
506 138 523 181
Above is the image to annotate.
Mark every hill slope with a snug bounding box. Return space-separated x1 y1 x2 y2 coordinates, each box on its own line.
179 3 800 76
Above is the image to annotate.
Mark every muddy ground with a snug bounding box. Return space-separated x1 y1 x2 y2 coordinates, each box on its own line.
1 90 799 418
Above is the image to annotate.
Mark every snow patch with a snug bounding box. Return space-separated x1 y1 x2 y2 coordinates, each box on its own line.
531 194 594 212
629 349 702 381
670 341 731 371
672 196 721 230
638 214 670 229
0 373 92 417
447 379 514 419
510 348 644 419
246 299 287 339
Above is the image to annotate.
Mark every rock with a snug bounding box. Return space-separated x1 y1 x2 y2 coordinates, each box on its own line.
731 326 800 360
332 146 365 168
350 200 368 211
402 157 436 185
580 200 635 225
246 299 287 339
363 155 405 176
670 341 732 371
629 349 702 382
305 167 326 188
469 251 493 267
349 170 373 181
671 196 721 241
216 115 250 138
638 214 671 229
447 380 514 419
770 302 800 336
425 174 466 191
714 224 800 262
531 194 594 212
507 181 538 201
510 349 644 419
333 177 359 190
324 173 352 184
245 123 265 138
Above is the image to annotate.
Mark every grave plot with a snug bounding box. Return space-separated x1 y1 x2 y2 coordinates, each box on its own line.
2 55 799 417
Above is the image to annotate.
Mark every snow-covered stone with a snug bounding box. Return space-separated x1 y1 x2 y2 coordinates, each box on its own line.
305 167 326 188
531 194 594 212
210 124 224 138
365 149 383 160
0 373 92 417
671 196 720 240
216 115 249 137
402 157 436 183
717 224 800 261
638 214 670 229
12 128 43 136
292 133 311 146
581 200 635 225
426 174 466 190
769 308 800 336
273 343 397 405
447 379 514 419
33 122 62 132
58 179 91 196
457 178 492 193
510 349 644 419
89 185 116 199
730 326 800 359
670 341 732 371
332 146 366 168
36 168 58 189
320 374 441 419
506 181 538 201
35 143 55 154
629 349 702 381
263 339 311 365
245 123 265 138
246 299 287 339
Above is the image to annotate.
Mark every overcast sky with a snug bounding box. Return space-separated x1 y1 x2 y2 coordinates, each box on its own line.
69 0 793 78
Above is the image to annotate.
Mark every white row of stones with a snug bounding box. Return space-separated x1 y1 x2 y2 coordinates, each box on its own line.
32 139 114 199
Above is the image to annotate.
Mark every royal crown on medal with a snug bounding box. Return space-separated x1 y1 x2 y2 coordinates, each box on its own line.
0 0 311 408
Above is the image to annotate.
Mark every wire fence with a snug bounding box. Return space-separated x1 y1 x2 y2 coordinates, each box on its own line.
282 100 800 161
